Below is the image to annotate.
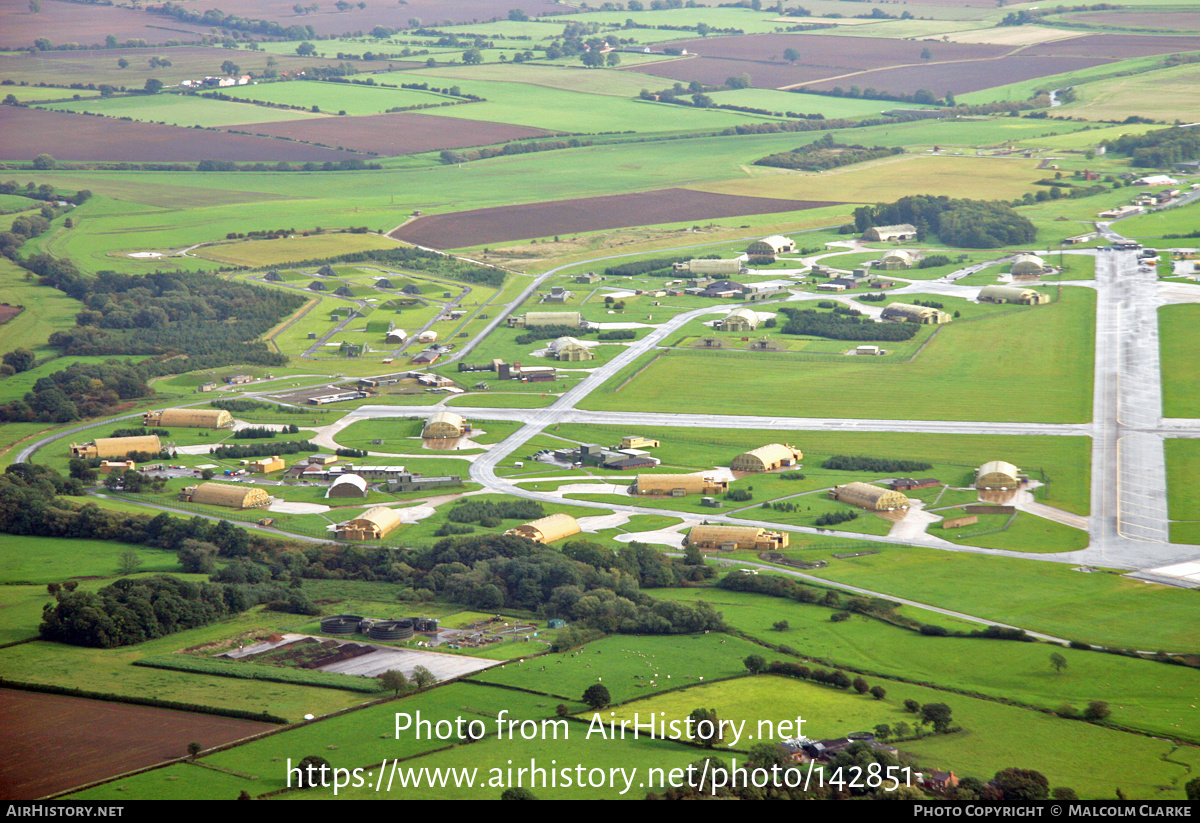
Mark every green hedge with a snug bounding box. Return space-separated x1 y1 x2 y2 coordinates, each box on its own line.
133 655 382 694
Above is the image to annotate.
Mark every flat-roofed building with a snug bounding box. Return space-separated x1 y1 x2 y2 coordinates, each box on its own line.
423 411 466 438
336 506 402 541
505 513 581 544
731 443 803 473
979 285 1049 305
143 408 233 429
829 482 910 511
635 473 728 496
976 461 1020 490
327 473 369 498
685 524 788 552
70 435 162 460
620 436 659 449
881 303 951 325
249 456 285 474
99 460 136 474
179 482 271 509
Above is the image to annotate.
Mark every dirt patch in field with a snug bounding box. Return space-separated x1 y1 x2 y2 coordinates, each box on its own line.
390 188 842 249
1019 33 1200 59
0 0 211 49
0 304 22 325
0 688 275 799
0 107 357 162
801 55 1114 96
224 111 555 156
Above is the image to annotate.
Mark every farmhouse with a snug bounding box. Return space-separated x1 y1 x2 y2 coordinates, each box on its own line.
336 506 402 541
862 224 917 242
979 285 1049 305
508 311 583 329
975 460 1021 490
635 473 728 496
1010 254 1051 277
731 443 803 472
423 411 468 438
70 435 162 460
142 408 233 429
178 482 271 509
881 303 951 324
877 250 913 270
747 235 795 256
717 308 761 333
685 524 788 552
327 473 369 498
672 258 744 276
829 482 910 511
548 337 595 362
505 513 581 544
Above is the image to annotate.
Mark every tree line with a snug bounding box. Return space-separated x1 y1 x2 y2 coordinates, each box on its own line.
777 307 919 342
853 195 1037 249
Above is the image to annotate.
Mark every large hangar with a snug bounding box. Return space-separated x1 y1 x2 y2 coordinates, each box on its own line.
142 408 233 429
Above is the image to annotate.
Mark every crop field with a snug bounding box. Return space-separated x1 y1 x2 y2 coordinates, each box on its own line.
0 107 356 163
1057 62 1200 123
392 188 840 249
224 110 555 157
696 154 1048 204
803 55 1115 96
214 80 460 116
0 689 276 800
396 63 659 97
1159 303 1200 419
1019 33 1200 59
584 287 1095 424
1057 10 1200 29
40 94 334 128
706 88 928 119
194 232 399 266
0 1 210 49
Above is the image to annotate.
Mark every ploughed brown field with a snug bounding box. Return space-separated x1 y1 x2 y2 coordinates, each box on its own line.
1056 11 1200 30
627 56 847 90
156 0 564 37
0 0 211 49
1018 33 1200 58
801 55 1114 96
226 111 555 156
390 188 841 249
654 33 1012 70
0 689 275 799
0 107 356 162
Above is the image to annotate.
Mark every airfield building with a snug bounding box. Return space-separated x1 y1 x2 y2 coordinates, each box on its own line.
747 235 795 256
327 473 369 498
829 482 910 511
506 513 581 544
1010 254 1051 277
717 308 761 333
877 250 914 270
862 224 917 242
548 337 595 362
423 412 467 439
978 285 1049 305
508 311 583 329
673 258 744 276
975 461 1021 490
635 473 728 496
336 506 402 541
685 524 789 552
731 443 803 472
881 303 951 324
142 408 233 429
178 482 271 509
70 435 162 460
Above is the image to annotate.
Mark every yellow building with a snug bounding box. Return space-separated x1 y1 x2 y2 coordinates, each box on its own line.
178 482 271 509
70 435 162 460
336 506 402 541
249 456 285 474
423 411 466 439
620 436 660 449
142 408 233 429
685 525 788 551
976 461 1020 490
506 513 581 544
829 482 910 511
99 460 136 474
635 473 728 496
730 444 802 472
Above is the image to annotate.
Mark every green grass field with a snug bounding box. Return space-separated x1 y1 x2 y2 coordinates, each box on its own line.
1165 439 1200 545
1159 303 1200 419
1118 199 1200 240
213 80 460 116
39 93 333 128
583 286 1095 423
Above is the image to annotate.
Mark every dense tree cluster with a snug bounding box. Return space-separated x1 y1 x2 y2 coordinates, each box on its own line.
754 134 904 172
445 499 543 525
777 307 919 342
0 359 152 423
604 256 690 277
1104 126 1200 168
211 440 316 460
149 3 318 39
40 575 288 648
292 246 505 288
853 196 1036 249
820 455 933 473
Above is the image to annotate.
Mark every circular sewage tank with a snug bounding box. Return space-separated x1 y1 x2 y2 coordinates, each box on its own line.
370 620 414 641
320 614 364 635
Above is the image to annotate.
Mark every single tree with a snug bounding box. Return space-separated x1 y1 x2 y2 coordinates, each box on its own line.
920 702 953 733
296 42 316 56
903 698 920 713
2 348 35 372
689 707 721 748
772 620 789 632
852 676 869 694
462 48 483 64
873 723 891 740
117 58 129 69
144 78 163 94
221 59 240 76
582 683 610 709
117 550 142 576
379 669 410 695
870 685 886 700
920 47 933 60
783 47 799 63
1050 652 1068 675
29 0 43 13
743 654 766 674
1186 777 1200 802
412 665 436 689
555 704 569 717
237 790 252 800
294 755 332 788
1083 700 1111 721
992 767 1049 801
187 741 202 759
32 154 55 170
501 787 538 799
